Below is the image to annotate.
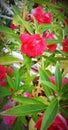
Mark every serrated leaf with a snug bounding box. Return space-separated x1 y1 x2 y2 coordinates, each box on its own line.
13 96 47 106
41 99 58 130
0 55 20 65
0 87 12 98
55 63 62 91
0 103 46 116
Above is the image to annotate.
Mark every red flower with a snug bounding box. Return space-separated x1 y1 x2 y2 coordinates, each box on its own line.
7 67 14 76
49 76 68 87
31 7 53 24
10 21 19 30
20 33 46 57
0 33 5 37
10 23 17 30
62 38 68 52
65 18 68 26
58 7 63 12
0 65 7 80
0 65 13 87
3 105 16 126
35 114 68 130
0 65 7 87
43 31 57 52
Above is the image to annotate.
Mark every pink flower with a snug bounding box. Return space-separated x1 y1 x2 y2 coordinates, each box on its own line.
0 65 13 87
62 38 68 52
23 92 33 98
31 7 53 24
35 114 68 130
20 33 46 57
49 76 68 87
43 31 57 52
3 105 16 126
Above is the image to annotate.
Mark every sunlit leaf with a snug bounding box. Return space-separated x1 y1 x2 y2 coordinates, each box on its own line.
0 103 46 116
0 55 21 65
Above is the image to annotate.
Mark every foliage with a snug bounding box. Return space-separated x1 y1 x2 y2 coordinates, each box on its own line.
0 0 68 130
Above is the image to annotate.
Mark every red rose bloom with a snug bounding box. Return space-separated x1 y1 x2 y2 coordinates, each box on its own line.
35 114 68 130
20 33 46 57
62 38 68 52
43 31 57 52
31 7 53 24
3 105 16 126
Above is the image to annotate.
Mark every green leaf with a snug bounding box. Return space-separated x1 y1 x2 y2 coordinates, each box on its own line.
37 24 51 34
12 118 23 130
0 26 20 42
39 67 50 82
46 39 62 45
42 80 59 93
62 82 68 95
41 99 58 130
0 103 46 116
6 75 15 90
0 87 12 98
55 63 62 91
0 55 20 65
13 96 47 106
43 55 56 64
14 15 34 34
60 107 68 119
15 70 20 90
62 95 68 100
39 67 52 97
12 5 21 15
